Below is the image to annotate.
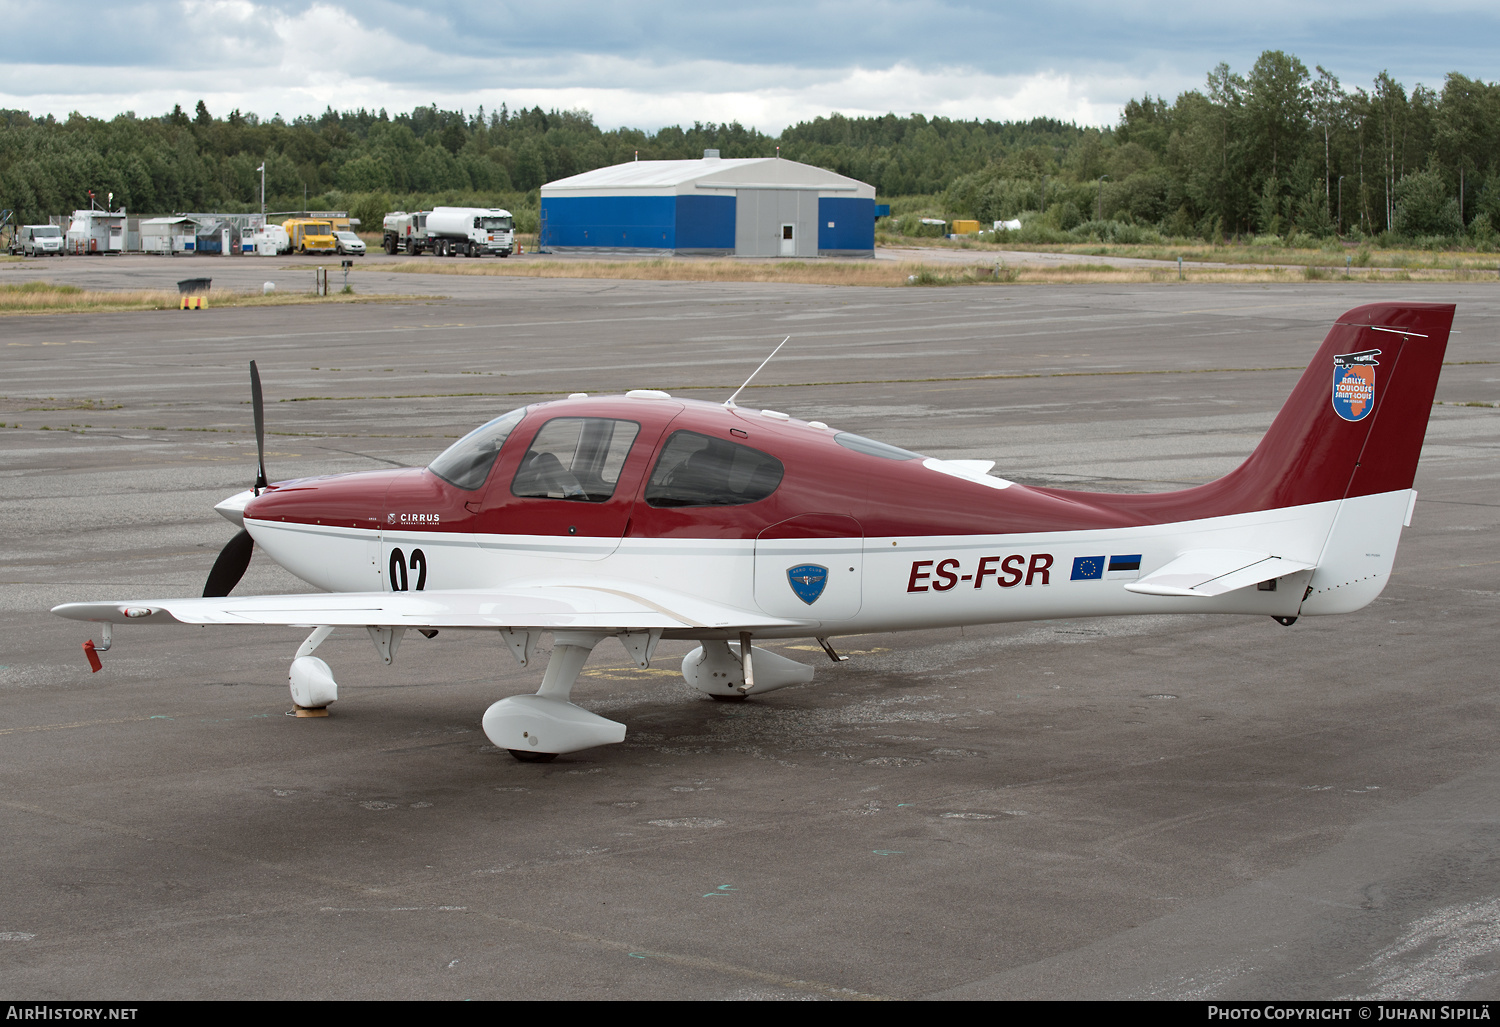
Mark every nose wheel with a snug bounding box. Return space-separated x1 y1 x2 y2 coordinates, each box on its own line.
509 749 558 763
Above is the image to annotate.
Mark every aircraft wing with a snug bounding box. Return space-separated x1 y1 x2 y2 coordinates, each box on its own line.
1123 550 1315 598
52 584 813 632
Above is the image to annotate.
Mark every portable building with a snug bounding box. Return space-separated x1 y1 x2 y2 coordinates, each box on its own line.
139 216 197 254
65 210 125 255
540 153 876 257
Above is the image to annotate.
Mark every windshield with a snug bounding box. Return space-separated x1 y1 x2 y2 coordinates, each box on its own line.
335 232 358 241
34 226 61 237
307 223 332 235
479 217 513 231
428 407 527 490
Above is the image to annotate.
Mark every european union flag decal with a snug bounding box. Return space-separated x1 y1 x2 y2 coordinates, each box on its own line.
1071 556 1105 580
787 564 829 605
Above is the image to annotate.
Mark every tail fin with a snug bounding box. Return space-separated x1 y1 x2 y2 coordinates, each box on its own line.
1211 302 1453 511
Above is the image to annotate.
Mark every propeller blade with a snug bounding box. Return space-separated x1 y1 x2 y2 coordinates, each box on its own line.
250 359 268 494
203 528 254 598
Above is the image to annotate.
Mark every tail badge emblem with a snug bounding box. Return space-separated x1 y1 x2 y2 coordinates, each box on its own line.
1333 348 1381 422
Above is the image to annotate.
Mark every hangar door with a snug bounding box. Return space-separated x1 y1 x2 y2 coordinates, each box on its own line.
735 188 818 257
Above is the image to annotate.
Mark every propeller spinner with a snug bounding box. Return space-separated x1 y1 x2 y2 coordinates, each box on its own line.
203 361 266 598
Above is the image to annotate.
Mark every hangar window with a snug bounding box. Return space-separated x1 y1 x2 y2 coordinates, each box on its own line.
834 432 923 461
512 417 640 502
428 406 527 490
645 431 784 508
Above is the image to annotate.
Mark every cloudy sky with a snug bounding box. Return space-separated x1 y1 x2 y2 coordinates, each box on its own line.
2 1 1496 131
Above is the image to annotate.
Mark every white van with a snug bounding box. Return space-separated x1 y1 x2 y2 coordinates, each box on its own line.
14 225 63 256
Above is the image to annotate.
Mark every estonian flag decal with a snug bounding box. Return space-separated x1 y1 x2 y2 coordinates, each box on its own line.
1107 554 1142 580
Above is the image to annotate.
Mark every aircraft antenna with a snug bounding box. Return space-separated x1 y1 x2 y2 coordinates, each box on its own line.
725 336 790 408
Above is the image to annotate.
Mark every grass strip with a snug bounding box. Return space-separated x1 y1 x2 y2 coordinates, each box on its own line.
0 281 442 315
886 235 1500 271
380 258 1499 287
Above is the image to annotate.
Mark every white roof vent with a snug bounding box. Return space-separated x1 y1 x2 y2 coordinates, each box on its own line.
626 389 672 400
703 149 720 159
759 409 791 421
568 393 588 399
807 420 829 430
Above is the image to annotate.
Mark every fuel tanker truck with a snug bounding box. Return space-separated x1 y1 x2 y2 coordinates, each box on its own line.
382 210 429 255
424 206 515 257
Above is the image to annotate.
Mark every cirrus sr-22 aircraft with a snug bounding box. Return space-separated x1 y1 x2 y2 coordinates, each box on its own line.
55 302 1454 762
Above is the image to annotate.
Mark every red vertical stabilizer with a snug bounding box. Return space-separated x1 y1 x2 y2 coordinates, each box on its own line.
1080 302 1455 524
1222 302 1454 508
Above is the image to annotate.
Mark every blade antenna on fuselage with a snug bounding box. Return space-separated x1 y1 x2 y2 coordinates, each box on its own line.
725 336 791 408
250 360 268 495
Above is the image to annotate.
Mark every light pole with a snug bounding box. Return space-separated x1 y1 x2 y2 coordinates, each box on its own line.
1337 175 1345 236
257 162 265 218
1096 175 1109 222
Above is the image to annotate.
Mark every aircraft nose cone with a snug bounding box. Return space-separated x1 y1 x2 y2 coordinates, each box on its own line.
215 489 257 527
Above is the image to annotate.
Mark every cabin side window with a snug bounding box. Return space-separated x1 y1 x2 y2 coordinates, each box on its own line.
644 431 784 508
428 406 527 490
511 417 641 502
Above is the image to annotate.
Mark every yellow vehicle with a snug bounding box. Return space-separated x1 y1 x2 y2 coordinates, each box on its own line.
282 218 336 254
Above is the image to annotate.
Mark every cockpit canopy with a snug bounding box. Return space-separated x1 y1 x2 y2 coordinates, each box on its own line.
427 406 787 509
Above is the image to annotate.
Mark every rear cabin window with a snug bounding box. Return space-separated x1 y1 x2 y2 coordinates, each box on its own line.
428 407 527 490
511 417 640 502
645 431 784 508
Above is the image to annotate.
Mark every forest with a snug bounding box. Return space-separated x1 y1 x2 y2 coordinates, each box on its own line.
0 50 1495 247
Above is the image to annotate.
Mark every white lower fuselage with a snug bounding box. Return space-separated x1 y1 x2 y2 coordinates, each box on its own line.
243 489 1413 640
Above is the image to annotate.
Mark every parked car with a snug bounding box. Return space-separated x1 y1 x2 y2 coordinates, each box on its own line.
333 230 366 256
14 224 63 256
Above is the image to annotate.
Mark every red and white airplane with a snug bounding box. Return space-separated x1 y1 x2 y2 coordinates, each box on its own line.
55 301 1454 762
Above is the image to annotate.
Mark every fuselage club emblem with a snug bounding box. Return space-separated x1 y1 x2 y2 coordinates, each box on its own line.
1332 348 1381 422
787 564 829 605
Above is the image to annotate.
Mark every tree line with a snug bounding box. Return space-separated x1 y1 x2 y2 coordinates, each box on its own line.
942 52 1500 245
0 51 1494 245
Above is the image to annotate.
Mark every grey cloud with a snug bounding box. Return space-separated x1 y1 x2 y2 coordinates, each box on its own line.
2 1 280 69
335 0 1500 87
1 0 1496 120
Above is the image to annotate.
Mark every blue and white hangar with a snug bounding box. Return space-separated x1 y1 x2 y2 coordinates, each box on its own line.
539 152 876 257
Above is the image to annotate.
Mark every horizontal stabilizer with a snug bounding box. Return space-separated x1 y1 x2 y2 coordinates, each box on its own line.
52 583 813 632
1124 549 1314 598
922 457 1014 490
